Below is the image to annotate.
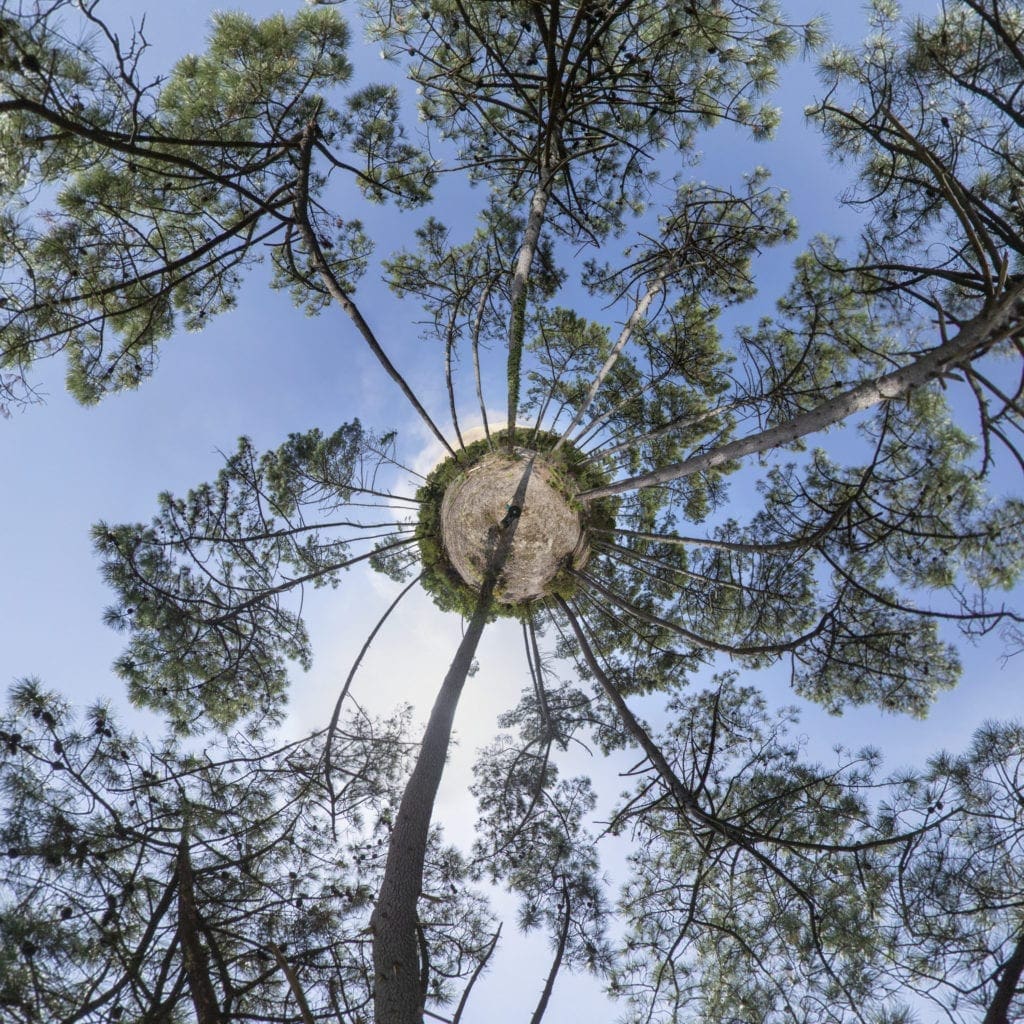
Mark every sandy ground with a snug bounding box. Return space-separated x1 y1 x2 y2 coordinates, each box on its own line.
440 449 590 604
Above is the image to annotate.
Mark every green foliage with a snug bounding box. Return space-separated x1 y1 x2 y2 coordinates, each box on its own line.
615 679 1024 1024
611 679 891 1023
0 678 442 1024
94 421 407 734
861 719 1024 1023
762 386 1022 713
471 738 613 974
383 203 565 326
0 3 433 411
594 384 1021 717
4 1 1024 1019
584 167 797 307
738 237 901 423
812 0 1024 299
365 0 814 242
534 292 739 527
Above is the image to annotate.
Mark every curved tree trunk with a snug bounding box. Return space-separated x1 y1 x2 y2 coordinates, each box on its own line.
451 923 502 1024
371 463 534 1024
528 881 571 1024
270 944 316 1024
294 123 456 461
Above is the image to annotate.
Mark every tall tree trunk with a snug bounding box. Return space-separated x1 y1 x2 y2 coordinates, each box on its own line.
444 318 466 451
369 595 492 1023
579 282 1024 500
507 180 552 443
177 836 224 1024
528 882 571 1024
369 599 490 1023
471 283 493 446
371 464 534 1024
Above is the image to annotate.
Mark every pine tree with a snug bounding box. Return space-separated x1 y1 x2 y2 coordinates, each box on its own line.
3 2 1024 1023
0 3 438 433
612 681 1024 1024
0 678 494 1023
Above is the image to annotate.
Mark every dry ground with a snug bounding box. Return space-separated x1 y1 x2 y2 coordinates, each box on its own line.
440 449 590 604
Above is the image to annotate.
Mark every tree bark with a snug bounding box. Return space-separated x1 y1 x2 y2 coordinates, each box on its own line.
371 464 534 1024
982 932 1024 1024
579 282 1024 500
369 599 491 1023
507 181 552 441
176 836 224 1024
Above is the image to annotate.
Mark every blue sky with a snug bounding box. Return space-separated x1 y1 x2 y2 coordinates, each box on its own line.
2 1 1019 1020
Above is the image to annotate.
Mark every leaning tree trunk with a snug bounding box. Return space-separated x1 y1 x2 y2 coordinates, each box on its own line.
371 466 532 1024
528 881 571 1024
369 595 492 1023
294 122 456 461
579 280 1024 500
552 273 666 453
